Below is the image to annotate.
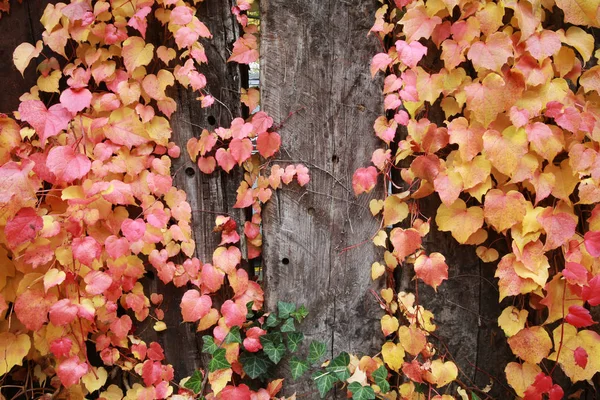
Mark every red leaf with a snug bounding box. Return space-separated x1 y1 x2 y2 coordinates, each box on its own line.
565 305 595 328
46 146 91 183
582 275 600 306
563 262 588 286
181 289 212 322
110 315 132 339
5 207 42 249
352 166 378 195
49 298 79 326
219 384 252 400
584 231 600 257
390 228 422 261
229 138 253 164
574 346 588 368
18 100 72 144
256 131 281 158
56 356 88 387
221 300 246 328
50 338 73 358
414 252 448 290
14 289 52 330
215 148 236 173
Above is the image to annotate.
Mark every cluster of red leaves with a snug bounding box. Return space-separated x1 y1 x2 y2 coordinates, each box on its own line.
354 0 600 397
0 0 307 398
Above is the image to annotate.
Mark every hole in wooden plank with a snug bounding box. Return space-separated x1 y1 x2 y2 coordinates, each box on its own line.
185 167 195 177
207 115 217 125
307 207 315 215
281 257 290 265
331 154 339 163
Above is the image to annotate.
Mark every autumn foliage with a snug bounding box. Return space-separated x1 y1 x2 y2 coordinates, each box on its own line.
2 0 600 399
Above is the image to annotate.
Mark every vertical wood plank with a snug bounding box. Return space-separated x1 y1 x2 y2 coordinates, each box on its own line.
260 0 383 396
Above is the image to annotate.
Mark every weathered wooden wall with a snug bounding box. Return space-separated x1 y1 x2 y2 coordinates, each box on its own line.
260 1 385 397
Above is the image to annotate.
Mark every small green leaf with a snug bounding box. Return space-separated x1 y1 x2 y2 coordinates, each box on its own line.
201 336 218 355
240 352 273 379
208 348 230 372
307 340 327 364
312 370 338 398
224 326 242 344
184 370 203 394
278 301 296 319
260 332 283 346
372 365 390 393
286 331 304 352
290 356 309 380
471 394 482 400
326 352 350 381
263 341 286 364
265 313 279 328
246 301 254 313
291 304 308 322
280 317 296 332
348 382 376 400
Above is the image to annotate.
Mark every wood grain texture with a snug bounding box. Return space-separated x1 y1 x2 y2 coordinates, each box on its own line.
260 0 384 396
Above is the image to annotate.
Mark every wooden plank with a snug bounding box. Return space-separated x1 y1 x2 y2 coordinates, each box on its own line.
260 1 383 396
139 0 246 381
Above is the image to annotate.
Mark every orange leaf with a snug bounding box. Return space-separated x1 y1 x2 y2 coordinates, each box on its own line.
507 326 552 364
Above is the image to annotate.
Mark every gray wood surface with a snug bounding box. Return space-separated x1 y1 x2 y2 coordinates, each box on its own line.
260 1 385 396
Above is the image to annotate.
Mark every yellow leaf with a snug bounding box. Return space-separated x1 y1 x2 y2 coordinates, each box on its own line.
99 385 124 400
383 195 409 226
209 368 232 395
424 360 458 387
505 362 541 397
0 332 31 375
475 246 499 263
153 321 167 332
507 326 552 364
551 325 600 382
373 230 388 247
197 308 219 331
555 0 600 28
369 199 384 216
435 199 484 244
483 189 528 232
398 325 426 355
37 70 62 93
498 306 528 337
381 288 394 304
380 315 399 336
371 262 386 280
561 27 595 62
13 41 43 76
82 367 108 393
122 37 154 73
381 342 404 372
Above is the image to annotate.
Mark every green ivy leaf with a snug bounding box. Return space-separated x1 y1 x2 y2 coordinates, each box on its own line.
184 370 203 394
307 340 327 364
312 370 339 398
286 331 304 352
291 304 308 322
260 331 283 346
208 348 230 372
326 352 350 381
265 313 279 328
471 394 482 400
240 352 273 379
348 382 376 400
372 365 390 393
280 317 296 332
263 341 286 364
290 356 309 380
277 301 296 319
246 301 255 319
201 336 218 355
224 326 242 344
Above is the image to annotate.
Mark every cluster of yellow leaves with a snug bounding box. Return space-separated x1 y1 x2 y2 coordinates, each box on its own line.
360 0 600 397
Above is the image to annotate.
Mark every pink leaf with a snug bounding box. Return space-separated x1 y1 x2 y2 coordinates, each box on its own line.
110 315 132 338
251 111 274 134
105 235 130 259
5 207 42 249
215 148 236 173
295 164 310 186
50 338 72 358
46 146 91 183
171 6 193 25
84 271 113 295
181 289 212 322
72 236 102 266
395 40 428 68
59 88 92 113
256 131 281 158
574 346 588 368
584 231 600 257
230 138 253 164
370 53 393 77
56 356 88 387
221 300 246 328
49 299 78 326
582 275 600 306
121 218 146 242
563 262 588 286
19 100 72 144
197 156 216 174
352 166 378 195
